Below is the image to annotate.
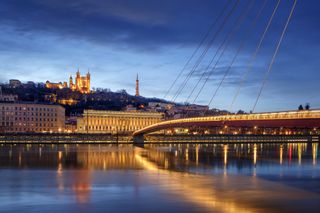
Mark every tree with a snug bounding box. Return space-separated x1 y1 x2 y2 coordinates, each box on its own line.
305 103 310 110
237 110 246 115
298 105 304 110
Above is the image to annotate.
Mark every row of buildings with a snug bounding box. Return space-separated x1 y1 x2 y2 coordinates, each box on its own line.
0 71 213 134
0 102 163 134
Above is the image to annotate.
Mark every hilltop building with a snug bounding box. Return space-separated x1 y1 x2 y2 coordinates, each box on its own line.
45 81 68 90
46 70 91 94
0 86 18 102
9 79 22 88
69 70 91 93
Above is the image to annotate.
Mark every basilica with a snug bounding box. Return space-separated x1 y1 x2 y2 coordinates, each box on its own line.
45 70 91 94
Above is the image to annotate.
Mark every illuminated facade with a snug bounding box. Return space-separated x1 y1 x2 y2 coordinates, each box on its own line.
77 110 163 133
45 81 68 90
45 70 91 94
0 102 65 133
58 98 79 106
69 70 91 94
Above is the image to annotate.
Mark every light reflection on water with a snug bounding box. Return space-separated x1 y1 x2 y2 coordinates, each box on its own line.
0 143 319 213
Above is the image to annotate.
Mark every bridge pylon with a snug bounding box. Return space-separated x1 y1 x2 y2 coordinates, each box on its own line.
133 134 145 144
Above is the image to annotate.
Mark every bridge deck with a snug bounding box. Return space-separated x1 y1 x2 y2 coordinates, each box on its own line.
133 110 320 136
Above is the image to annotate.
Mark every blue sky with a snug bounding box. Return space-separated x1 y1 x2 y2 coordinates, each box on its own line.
0 0 319 112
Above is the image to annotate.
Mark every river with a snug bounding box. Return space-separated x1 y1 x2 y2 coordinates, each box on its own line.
0 143 319 212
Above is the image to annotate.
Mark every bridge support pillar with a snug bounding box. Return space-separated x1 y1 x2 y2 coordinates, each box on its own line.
133 134 144 144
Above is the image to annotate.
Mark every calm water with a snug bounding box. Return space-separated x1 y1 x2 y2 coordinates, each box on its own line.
0 143 319 213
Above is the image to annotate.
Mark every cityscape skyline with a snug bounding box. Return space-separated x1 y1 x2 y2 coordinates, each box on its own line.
0 0 319 112
0 2 319 212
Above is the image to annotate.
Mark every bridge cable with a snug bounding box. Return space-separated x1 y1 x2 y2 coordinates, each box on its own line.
163 0 233 99
184 0 252 104
252 0 298 112
172 0 240 102
190 0 254 105
207 0 268 107
228 0 282 112
171 0 241 102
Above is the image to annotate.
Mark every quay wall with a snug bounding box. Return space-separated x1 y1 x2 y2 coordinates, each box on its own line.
0 133 319 144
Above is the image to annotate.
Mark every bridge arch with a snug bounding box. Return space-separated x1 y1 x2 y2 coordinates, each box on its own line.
133 110 320 136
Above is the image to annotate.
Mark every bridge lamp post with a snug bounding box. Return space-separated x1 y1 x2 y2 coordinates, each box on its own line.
313 128 318 135
280 127 284 135
224 125 228 134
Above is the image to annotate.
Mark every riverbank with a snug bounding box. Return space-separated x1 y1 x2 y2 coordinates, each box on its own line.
0 133 319 144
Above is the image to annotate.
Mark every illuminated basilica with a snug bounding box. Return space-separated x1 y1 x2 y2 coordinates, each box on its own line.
45 70 91 94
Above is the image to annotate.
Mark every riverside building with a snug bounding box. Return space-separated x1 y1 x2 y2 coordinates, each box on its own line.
0 102 65 133
77 110 163 134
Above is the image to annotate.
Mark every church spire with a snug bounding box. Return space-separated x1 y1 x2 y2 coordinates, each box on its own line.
135 74 140 96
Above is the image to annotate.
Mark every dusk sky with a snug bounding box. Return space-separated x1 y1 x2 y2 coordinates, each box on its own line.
0 0 319 112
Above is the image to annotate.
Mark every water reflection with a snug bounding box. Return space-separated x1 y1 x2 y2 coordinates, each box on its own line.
0 143 319 212
280 144 283 165
0 143 318 178
313 143 318 165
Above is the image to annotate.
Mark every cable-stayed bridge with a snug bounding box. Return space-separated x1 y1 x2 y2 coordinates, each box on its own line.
133 109 320 136
132 0 320 141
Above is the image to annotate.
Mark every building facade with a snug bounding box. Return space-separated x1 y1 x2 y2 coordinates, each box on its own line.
167 104 210 119
69 70 91 94
0 86 18 102
9 79 22 88
0 103 65 133
77 110 163 134
0 94 18 102
45 70 91 94
45 81 68 90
